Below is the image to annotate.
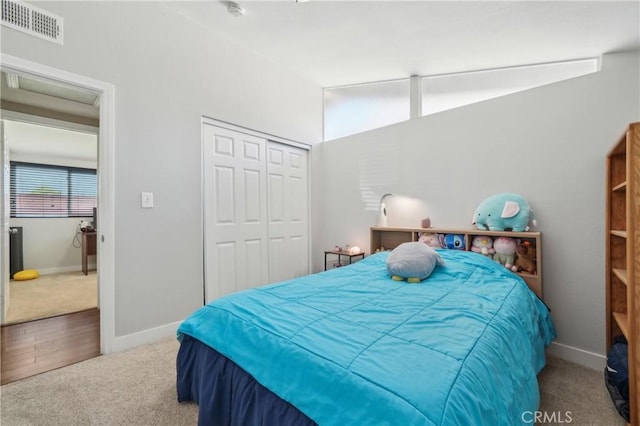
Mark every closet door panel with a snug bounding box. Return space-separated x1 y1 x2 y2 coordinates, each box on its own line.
289 235 307 278
214 166 235 224
290 175 305 223
268 237 286 284
204 124 268 302
243 169 261 223
267 142 309 283
268 173 285 223
215 241 237 296
244 238 264 289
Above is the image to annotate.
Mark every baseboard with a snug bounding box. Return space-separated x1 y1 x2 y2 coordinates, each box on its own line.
37 265 96 275
111 320 182 353
547 341 606 371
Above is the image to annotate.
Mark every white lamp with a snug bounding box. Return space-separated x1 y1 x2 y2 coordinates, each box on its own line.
377 193 392 227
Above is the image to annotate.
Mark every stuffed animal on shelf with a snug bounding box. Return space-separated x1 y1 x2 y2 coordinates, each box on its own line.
418 232 444 248
514 241 537 274
472 193 537 232
492 236 518 272
470 235 495 257
443 234 465 250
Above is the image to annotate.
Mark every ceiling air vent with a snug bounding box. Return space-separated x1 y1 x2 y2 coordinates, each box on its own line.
1 0 63 45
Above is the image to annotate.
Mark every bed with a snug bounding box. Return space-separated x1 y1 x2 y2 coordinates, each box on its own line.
177 249 556 426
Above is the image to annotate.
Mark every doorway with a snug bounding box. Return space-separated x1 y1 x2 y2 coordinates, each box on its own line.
0 55 116 382
2 118 98 324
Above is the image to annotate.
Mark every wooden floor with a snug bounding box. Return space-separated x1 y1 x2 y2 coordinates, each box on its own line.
1 308 100 385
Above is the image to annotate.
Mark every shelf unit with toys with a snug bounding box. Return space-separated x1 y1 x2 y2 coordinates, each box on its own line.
370 227 542 298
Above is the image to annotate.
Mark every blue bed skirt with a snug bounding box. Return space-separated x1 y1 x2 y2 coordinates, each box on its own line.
177 334 316 426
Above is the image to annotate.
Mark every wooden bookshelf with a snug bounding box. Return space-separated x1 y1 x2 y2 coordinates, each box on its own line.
605 122 639 425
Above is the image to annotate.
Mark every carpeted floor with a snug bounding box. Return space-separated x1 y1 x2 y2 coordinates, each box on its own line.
538 356 625 425
4 271 97 324
0 338 626 426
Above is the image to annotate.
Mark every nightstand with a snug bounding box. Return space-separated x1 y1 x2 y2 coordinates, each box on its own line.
324 250 365 271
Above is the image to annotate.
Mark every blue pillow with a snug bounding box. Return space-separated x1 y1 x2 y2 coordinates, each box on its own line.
386 242 444 283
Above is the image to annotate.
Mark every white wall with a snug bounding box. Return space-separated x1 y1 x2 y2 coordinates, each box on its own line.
311 51 640 369
1 2 323 337
10 217 92 273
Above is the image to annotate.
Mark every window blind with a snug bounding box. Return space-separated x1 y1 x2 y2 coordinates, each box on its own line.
10 161 97 218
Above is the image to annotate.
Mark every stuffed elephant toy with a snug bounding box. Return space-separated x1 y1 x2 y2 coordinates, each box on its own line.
472 193 537 232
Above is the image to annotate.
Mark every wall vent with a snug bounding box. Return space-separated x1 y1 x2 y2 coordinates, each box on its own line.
1 0 63 45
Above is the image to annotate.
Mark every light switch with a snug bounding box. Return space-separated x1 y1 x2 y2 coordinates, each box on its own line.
141 192 154 208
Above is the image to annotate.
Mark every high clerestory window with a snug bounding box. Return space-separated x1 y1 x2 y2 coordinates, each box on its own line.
323 58 599 141
10 161 97 218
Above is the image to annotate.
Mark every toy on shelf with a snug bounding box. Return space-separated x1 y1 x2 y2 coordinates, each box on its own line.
443 234 465 250
493 236 518 272
472 193 537 231
470 235 495 257
514 241 537 274
418 232 444 248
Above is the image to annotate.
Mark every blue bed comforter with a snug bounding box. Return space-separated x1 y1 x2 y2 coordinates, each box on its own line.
177 250 556 426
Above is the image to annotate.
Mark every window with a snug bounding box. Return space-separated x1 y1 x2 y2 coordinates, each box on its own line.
420 58 599 116
323 58 599 141
324 78 410 140
10 161 97 218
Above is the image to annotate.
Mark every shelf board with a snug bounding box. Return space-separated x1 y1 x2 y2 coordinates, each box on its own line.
610 230 628 238
613 312 629 339
613 268 628 285
370 226 540 238
612 181 627 192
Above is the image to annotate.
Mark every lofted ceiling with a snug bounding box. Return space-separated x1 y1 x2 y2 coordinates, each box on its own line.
1 0 638 123
165 0 640 88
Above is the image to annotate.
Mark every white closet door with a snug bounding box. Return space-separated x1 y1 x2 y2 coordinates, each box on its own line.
203 124 268 302
267 142 309 283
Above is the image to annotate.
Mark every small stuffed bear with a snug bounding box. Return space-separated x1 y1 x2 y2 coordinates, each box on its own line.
514 241 537 274
493 236 518 272
418 232 444 249
470 235 495 257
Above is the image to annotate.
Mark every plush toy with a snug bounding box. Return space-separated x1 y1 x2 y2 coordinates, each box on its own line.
492 236 518 272
470 235 495 257
386 242 444 283
472 193 537 232
443 234 465 250
418 232 444 248
514 241 537 274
